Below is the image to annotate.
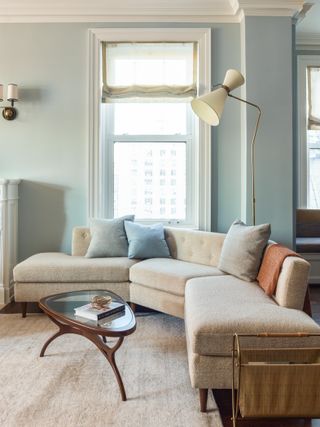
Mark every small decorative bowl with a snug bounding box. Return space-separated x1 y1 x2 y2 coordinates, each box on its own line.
91 295 112 310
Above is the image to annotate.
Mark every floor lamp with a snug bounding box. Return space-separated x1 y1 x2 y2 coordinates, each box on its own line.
191 69 261 225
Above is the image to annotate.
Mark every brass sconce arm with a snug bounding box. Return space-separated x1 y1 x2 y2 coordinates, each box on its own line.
1 102 17 121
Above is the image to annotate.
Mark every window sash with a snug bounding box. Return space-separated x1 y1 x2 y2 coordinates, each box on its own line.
307 66 320 130
102 103 197 226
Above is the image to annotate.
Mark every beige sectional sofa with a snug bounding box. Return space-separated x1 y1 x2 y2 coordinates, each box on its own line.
13 226 320 412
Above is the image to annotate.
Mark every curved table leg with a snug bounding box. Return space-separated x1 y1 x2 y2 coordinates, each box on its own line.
40 329 65 357
40 314 127 401
79 331 126 401
40 315 76 357
107 350 126 401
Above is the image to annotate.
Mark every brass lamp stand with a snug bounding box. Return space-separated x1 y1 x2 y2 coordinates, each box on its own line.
191 69 261 225
228 93 261 226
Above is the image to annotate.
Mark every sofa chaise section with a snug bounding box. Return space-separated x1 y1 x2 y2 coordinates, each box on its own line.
14 251 139 316
185 264 320 411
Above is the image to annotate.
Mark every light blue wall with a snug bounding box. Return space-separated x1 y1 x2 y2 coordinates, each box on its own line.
0 19 296 258
0 23 241 260
240 17 294 247
0 24 88 260
211 25 242 232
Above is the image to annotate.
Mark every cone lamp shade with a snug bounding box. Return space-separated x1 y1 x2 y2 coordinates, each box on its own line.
191 68 261 226
191 69 245 126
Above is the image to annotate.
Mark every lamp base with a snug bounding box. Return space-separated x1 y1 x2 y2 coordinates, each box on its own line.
2 107 17 121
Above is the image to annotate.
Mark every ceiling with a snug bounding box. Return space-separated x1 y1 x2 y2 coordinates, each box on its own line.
0 0 306 22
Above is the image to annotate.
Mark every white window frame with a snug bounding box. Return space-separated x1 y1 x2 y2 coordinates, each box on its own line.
297 55 320 208
103 105 195 226
88 28 211 230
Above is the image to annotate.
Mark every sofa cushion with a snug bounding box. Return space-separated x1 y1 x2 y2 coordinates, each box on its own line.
86 216 134 258
124 221 171 259
185 276 320 356
129 258 226 297
14 253 139 283
218 219 271 281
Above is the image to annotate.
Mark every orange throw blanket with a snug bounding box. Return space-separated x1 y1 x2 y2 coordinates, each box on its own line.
257 244 300 296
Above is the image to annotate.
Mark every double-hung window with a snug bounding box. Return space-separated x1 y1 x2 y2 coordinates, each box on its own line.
89 29 211 229
298 58 320 209
102 42 196 226
306 66 320 208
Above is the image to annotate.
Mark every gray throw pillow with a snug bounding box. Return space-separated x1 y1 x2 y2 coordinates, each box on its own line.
124 221 171 259
218 219 271 281
85 215 134 258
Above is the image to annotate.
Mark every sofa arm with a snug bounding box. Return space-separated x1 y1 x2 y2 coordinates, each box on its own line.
274 256 310 310
72 227 91 256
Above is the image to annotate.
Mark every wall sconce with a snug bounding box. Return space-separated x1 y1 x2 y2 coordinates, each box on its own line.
0 84 19 121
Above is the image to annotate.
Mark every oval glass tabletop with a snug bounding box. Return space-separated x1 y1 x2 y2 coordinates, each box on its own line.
39 289 135 335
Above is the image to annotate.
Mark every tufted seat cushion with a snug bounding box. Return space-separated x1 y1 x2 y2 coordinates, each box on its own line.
14 253 139 283
129 258 226 296
185 276 320 356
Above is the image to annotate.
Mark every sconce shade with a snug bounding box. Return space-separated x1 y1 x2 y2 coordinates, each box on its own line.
191 69 245 126
7 84 18 101
0 84 3 102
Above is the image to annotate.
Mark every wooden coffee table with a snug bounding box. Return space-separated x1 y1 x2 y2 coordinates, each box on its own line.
39 289 136 401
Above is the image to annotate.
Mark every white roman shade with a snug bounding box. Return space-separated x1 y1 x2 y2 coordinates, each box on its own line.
102 42 197 102
308 66 320 130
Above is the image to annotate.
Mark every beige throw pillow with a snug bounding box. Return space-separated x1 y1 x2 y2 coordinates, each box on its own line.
218 219 271 281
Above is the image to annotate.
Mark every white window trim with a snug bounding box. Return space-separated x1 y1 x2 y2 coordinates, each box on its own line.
297 55 320 208
88 27 211 230
103 112 195 227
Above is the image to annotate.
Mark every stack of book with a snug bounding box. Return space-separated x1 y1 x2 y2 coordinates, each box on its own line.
74 301 125 321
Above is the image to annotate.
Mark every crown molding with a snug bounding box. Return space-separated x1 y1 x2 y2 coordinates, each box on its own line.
0 15 239 24
0 0 305 23
231 0 304 17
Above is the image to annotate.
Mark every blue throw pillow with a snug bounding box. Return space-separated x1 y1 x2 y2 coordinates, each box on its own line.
124 221 171 259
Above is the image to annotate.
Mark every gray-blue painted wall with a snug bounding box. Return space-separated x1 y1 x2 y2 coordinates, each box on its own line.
0 20 295 259
0 23 241 260
241 16 294 247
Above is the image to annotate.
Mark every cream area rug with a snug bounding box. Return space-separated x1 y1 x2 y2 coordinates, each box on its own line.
0 313 223 427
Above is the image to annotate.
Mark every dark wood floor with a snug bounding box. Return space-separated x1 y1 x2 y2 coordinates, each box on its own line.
1 287 320 426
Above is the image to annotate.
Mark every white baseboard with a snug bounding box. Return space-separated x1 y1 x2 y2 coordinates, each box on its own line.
299 253 320 285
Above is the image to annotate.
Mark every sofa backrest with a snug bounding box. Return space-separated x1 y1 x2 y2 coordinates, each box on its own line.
164 227 225 267
72 226 309 310
72 226 226 267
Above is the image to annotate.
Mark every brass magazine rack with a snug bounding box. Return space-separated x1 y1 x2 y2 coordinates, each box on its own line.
232 333 320 426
